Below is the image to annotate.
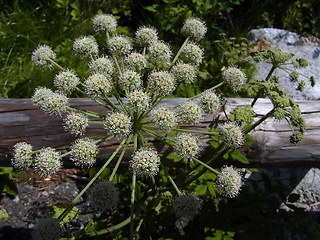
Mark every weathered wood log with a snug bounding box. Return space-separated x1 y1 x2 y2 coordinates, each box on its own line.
1 98 320 168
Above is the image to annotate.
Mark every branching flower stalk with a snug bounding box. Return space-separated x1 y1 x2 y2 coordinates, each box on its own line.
12 14 314 239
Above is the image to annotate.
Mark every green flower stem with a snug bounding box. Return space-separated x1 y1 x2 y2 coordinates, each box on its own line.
251 65 277 107
161 164 182 195
66 106 104 119
142 127 174 146
88 120 104 125
170 37 189 69
138 97 163 122
109 134 133 181
48 58 64 71
144 125 218 135
134 133 138 151
142 46 146 56
52 133 109 149
113 90 129 114
58 138 127 221
244 108 275 135
192 157 220 175
130 173 137 240
103 95 120 111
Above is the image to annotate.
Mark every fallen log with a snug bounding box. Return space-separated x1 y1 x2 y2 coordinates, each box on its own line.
0 98 319 168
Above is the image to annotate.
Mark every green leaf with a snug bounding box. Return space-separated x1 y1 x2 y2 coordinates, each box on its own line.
194 184 207 195
208 184 216 197
144 5 159 13
48 204 79 224
3 179 18 196
230 150 249 164
0 209 9 220
166 152 182 162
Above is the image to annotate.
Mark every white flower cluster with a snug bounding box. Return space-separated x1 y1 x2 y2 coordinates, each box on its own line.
125 52 147 72
174 133 199 160
89 56 114 75
34 147 61 177
199 90 220 114
152 107 177 131
33 217 64 240
127 90 149 112
54 69 80 95
178 101 202 123
73 36 99 58
219 122 244 149
118 70 142 91
171 62 196 84
32 87 68 116
108 35 132 56
180 43 203 66
135 26 158 47
148 41 172 68
181 17 207 42
221 66 247 92
31 45 56 69
93 14 117 34
64 111 88 136
71 138 98 167
84 73 112 98
12 142 33 170
130 148 160 178
148 71 175 96
216 165 243 198
104 112 132 137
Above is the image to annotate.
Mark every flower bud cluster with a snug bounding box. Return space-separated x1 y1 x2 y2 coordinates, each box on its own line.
216 165 243 198
93 14 117 34
12 142 33 170
32 87 68 116
104 112 132 137
64 112 88 136
84 73 112 98
71 138 98 167
147 71 175 96
152 107 177 131
89 180 119 212
34 147 61 177
148 41 172 68
31 45 56 69
89 56 114 75
130 148 160 178
73 36 99 58
125 53 147 72
174 134 199 160
54 69 80 95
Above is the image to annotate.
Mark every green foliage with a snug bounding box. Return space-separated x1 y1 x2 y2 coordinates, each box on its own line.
48 203 79 224
0 209 9 220
0 166 18 196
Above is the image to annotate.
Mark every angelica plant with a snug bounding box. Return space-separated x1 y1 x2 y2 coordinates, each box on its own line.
11 13 314 239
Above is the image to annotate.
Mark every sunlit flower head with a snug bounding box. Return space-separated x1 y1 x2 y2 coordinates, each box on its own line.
64 111 88 136
34 147 61 177
104 112 132 138
125 52 147 72
71 138 98 167
219 122 244 149
171 62 196 84
181 17 207 42
54 69 80 95
221 66 247 92
73 36 99 58
178 101 202 124
148 41 172 68
199 90 220 114
135 26 158 47
216 165 243 198
118 70 142 91
84 73 113 98
174 133 199 160
89 56 114 75
108 35 132 56
32 45 56 69
127 90 150 112
93 14 117 34
152 106 177 131
147 71 175 96
180 43 203 66
12 142 33 170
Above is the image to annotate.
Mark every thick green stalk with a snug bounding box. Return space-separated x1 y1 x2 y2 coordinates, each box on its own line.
170 37 189 69
192 157 220 175
130 173 137 240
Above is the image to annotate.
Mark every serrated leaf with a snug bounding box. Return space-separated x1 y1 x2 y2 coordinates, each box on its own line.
166 152 182 162
210 140 219 148
208 184 216 197
48 204 79 225
230 151 249 164
194 184 207 195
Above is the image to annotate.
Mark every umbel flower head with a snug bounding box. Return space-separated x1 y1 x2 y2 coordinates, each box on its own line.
93 14 117 34
118 70 142 91
34 147 61 177
125 52 147 72
89 56 114 75
104 112 132 138
73 36 99 58
127 90 150 113
31 45 56 69
12 142 33 170
171 62 196 84
172 193 202 221
216 165 243 198
180 43 203 66
135 26 158 47
89 180 119 212
32 87 68 116
152 106 177 131
174 133 199 160
221 66 247 92
84 73 112 98
199 90 220 114
53 69 80 95
64 111 88 136
181 17 207 42
148 40 172 68
219 122 244 149
108 35 132 56
71 138 98 167
147 71 175 96
33 217 64 240
178 101 202 124
130 147 161 178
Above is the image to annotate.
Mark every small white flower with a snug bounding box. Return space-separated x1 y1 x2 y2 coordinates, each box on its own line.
127 90 150 112
173 193 202 221
104 112 132 137
181 17 207 42
33 217 63 240
108 35 132 56
71 138 98 167
178 101 202 124
148 41 172 68
125 52 147 72
199 90 220 114
219 122 244 149
135 26 158 47
32 87 68 116
216 165 243 198
174 133 199 160
118 70 142 91
84 73 113 98
34 147 61 177
171 62 196 84
180 43 203 66
147 71 175 96
152 107 177 131
64 112 89 136
89 56 114 75
89 180 119 211
73 36 99 58
130 147 160 178
12 142 33 170
31 45 56 69
54 69 80 95
221 66 247 92
93 14 117 34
